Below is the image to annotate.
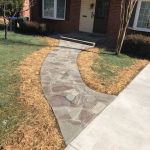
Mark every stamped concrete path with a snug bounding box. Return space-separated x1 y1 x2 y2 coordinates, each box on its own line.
41 40 116 144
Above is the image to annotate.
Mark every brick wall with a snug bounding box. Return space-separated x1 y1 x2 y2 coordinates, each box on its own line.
28 0 121 38
30 0 81 33
22 0 30 17
107 0 121 38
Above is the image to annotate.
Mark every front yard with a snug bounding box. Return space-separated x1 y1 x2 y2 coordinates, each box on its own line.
0 29 149 149
0 31 64 149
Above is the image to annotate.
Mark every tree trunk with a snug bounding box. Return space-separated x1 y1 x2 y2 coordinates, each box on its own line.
116 26 127 55
116 0 137 55
3 4 8 40
3 18 8 40
5 25 8 40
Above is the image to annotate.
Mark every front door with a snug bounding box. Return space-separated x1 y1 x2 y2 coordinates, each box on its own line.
93 0 110 33
79 0 96 33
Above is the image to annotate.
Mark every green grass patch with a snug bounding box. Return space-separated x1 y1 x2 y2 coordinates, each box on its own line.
92 48 136 85
0 31 48 143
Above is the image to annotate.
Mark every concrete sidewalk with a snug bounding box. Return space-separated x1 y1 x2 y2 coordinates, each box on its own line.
66 64 150 150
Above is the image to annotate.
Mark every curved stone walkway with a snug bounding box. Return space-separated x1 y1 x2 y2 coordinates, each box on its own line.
41 40 116 144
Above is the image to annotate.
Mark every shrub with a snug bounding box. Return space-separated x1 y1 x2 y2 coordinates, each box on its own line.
17 19 47 35
123 34 150 59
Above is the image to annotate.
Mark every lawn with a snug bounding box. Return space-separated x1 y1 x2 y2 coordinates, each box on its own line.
77 48 148 95
92 49 136 85
0 31 47 143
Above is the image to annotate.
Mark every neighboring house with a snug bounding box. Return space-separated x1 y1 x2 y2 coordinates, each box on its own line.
23 0 30 18
24 0 150 38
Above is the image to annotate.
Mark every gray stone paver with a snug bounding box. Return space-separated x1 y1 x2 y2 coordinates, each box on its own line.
40 40 116 144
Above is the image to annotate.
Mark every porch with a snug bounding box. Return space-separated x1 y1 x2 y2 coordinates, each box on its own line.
53 32 116 49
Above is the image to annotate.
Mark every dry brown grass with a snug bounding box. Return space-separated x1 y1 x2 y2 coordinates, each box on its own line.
2 38 65 150
77 48 149 95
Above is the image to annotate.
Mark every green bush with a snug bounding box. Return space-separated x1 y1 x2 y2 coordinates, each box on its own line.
123 34 150 59
17 19 47 35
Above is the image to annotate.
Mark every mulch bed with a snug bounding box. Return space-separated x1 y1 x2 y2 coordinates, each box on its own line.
2 38 65 150
77 48 149 95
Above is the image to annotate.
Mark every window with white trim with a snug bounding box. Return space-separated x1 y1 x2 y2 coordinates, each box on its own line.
133 0 150 32
42 0 66 20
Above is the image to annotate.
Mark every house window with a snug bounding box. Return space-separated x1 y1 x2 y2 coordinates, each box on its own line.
42 0 66 20
133 0 150 32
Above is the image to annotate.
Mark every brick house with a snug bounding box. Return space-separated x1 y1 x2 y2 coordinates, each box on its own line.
23 0 150 38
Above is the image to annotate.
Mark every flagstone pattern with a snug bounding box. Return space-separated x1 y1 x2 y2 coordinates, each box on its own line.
40 40 116 144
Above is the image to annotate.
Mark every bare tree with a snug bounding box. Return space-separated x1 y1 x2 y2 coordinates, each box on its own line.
116 0 137 55
0 0 36 39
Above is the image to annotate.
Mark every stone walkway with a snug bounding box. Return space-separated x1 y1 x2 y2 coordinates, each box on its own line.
66 64 150 150
40 40 116 144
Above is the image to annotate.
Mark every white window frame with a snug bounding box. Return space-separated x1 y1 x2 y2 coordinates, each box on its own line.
132 0 150 32
42 0 66 20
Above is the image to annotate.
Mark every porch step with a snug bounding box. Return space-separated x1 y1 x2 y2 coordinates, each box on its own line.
51 32 116 48
60 36 96 47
